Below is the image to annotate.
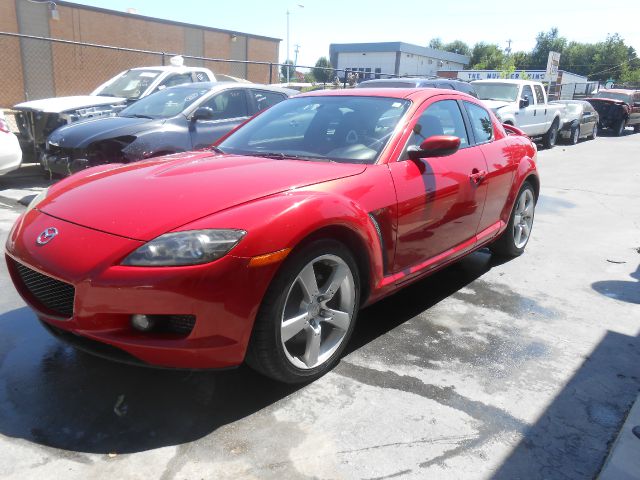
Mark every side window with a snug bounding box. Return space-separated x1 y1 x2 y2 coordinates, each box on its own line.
252 90 286 112
464 101 494 144
534 85 545 105
405 100 469 155
159 73 193 89
521 85 535 105
200 90 249 120
193 71 211 83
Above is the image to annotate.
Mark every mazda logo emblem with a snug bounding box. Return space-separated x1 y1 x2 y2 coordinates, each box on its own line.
36 227 58 245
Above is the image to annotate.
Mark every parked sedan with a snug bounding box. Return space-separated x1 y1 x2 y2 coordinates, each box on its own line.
552 100 599 144
6 89 539 383
44 82 295 176
0 112 22 176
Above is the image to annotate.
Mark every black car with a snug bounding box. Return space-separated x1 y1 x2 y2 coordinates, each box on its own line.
44 82 296 176
585 89 640 136
355 77 477 97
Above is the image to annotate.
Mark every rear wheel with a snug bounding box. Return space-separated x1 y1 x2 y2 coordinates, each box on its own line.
246 239 360 383
589 124 598 140
614 119 626 136
489 182 536 257
542 119 559 149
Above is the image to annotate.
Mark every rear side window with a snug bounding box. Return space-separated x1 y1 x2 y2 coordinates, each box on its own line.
252 90 287 112
534 85 546 104
159 73 193 88
193 71 211 82
464 101 494 144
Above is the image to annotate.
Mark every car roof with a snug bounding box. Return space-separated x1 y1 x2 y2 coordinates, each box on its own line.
165 82 297 95
358 77 470 86
130 66 211 72
602 89 637 94
296 87 476 102
471 79 534 84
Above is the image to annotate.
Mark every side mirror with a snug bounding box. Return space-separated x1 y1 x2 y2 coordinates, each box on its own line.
191 106 215 122
407 135 461 160
634 102 640 108
519 97 530 109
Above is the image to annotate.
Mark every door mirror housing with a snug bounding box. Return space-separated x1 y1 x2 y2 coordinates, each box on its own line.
519 97 530 109
407 135 461 160
191 106 215 122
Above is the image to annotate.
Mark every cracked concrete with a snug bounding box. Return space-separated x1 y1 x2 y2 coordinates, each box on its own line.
0 132 639 479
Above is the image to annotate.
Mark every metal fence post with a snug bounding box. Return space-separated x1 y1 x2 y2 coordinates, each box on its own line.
269 63 273 84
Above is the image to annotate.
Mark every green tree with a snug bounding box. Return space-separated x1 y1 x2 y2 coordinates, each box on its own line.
428 38 444 50
470 43 505 69
443 40 471 56
529 28 567 69
280 60 295 82
312 57 333 83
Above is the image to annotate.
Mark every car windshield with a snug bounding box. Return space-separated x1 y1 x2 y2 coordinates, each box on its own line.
593 91 633 104
474 83 520 102
119 86 210 119
95 70 163 100
218 96 411 164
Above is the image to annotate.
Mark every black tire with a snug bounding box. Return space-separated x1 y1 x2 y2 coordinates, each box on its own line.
634 124 640 133
614 119 626 136
542 119 559 149
245 239 360 383
569 124 580 145
489 182 536 258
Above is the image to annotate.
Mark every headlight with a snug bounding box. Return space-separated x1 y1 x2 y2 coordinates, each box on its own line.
122 229 246 266
26 188 49 212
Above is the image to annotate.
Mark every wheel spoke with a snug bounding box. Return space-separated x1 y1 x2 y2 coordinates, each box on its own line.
281 312 309 342
514 224 523 246
297 263 319 301
302 325 321 367
521 223 530 239
323 308 351 331
514 213 522 224
321 263 349 301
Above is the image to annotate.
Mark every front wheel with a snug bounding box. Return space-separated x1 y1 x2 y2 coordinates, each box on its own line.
569 125 580 145
542 120 559 149
489 182 536 257
246 239 360 383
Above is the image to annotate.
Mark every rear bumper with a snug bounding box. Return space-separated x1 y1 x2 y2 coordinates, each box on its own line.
5 210 280 369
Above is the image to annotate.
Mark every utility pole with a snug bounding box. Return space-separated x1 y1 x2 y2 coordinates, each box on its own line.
294 44 301 74
506 39 513 55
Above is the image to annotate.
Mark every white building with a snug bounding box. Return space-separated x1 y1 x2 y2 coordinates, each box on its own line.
329 42 470 79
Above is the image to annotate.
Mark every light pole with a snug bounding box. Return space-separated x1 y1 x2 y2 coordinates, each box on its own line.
286 4 304 83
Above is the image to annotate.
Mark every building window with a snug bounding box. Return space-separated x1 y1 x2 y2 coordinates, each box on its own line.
375 67 381 79
428 59 433 64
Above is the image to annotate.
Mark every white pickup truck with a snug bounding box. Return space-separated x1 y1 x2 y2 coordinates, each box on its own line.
471 79 565 148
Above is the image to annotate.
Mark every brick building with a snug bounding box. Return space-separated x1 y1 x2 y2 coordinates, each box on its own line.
0 0 280 107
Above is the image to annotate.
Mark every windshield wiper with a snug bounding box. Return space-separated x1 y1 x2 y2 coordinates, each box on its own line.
208 145 225 154
122 114 153 119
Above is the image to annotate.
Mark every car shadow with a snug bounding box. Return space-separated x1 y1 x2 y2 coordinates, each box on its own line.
0 249 508 455
492 329 640 479
591 264 640 305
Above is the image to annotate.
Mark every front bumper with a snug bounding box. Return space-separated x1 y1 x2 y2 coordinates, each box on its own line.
6 210 280 369
43 153 88 177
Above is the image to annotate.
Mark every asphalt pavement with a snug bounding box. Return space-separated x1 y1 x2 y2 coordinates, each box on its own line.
0 131 638 480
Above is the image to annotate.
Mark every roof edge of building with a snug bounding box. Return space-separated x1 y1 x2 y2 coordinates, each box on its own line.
329 42 470 65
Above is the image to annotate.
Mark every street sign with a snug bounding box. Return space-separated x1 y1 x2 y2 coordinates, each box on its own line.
546 51 561 82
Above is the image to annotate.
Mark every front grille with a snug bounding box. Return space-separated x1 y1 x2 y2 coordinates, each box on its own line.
166 315 196 335
13 261 75 318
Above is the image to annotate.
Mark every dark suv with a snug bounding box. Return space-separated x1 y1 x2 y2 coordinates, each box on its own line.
586 89 640 136
356 77 477 97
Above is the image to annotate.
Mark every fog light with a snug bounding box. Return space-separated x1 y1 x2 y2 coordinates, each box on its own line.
131 314 155 332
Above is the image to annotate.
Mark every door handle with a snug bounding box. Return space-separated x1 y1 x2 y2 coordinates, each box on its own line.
469 169 487 185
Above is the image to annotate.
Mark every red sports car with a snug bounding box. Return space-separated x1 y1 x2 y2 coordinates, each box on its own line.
5 88 539 383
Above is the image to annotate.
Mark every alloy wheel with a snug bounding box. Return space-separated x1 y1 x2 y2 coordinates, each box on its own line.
280 254 356 369
513 189 535 249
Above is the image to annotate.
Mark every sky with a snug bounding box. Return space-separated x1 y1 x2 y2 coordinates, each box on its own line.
68 0 639 69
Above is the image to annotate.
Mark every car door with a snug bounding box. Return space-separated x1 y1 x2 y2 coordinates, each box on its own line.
189 89 251 150
464 101 517 235
518 84 538 133
581 103 596 136
388 98 489 276
631 92 640 126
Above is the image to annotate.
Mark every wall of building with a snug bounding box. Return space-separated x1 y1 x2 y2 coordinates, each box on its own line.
336 50 466 78
335 52 397 76
0 0 280 107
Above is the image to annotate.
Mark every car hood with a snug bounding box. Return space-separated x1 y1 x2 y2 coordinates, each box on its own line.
481 100 512 111
38 152 367 241
48 116 164 149
14 96 127 113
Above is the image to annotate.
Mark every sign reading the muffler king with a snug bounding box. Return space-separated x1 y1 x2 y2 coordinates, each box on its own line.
546 51 561 82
